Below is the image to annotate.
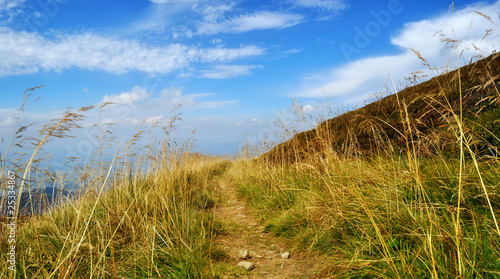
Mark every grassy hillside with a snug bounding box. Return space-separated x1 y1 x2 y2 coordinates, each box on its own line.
229 151 500 277
264 52 500 163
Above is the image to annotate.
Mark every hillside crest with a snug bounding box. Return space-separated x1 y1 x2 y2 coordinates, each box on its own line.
264 52 500 162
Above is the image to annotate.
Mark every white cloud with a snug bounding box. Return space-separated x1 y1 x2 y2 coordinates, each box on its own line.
100 118 116 125
145 115 164 123
177 71 193 78
210 38 223 44
199 64 261 79
159 87 190 105
197 46 265 62
299 54 417 98
269 48 303 60
391 4 500 57
0 115 14 127
81 122 94 128
236 117 266 126
197 11 304 35
79 86 241 145
102 86 150 106
292 0 348 11
302 104 315 113
0 28 265 77
280 48 302 56
123 115 164 125
157 87 240 109
297 1 500 100
0 108 61 135
251 118 264 124
98 86 239 113
197 4 234 22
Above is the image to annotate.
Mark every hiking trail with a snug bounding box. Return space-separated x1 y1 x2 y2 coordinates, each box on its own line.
213 177 324 278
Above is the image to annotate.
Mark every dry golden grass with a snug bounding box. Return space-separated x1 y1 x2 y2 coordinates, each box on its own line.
0 97 233 278
230 50 500 278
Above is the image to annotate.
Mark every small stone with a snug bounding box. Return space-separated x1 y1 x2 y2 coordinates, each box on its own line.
237 261 255 271
270 244 277 249
238 249 250 259
281 252 291 259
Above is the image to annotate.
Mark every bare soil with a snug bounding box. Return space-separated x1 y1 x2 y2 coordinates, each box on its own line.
214 178 324 278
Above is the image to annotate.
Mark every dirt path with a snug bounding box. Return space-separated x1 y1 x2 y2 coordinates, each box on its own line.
214 178 322 278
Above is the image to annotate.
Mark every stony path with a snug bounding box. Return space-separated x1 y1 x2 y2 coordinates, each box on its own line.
214 178 322 278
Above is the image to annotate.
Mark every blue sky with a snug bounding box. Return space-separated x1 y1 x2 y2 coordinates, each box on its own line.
1 0 499 159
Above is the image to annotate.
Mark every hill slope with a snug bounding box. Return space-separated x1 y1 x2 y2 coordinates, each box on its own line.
264 52 500 162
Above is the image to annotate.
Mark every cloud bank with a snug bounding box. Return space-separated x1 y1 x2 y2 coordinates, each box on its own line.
197 11 304 35
297 1 500 101
0 27 265 77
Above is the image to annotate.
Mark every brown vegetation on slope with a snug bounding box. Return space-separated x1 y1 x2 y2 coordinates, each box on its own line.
264 52 500 163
